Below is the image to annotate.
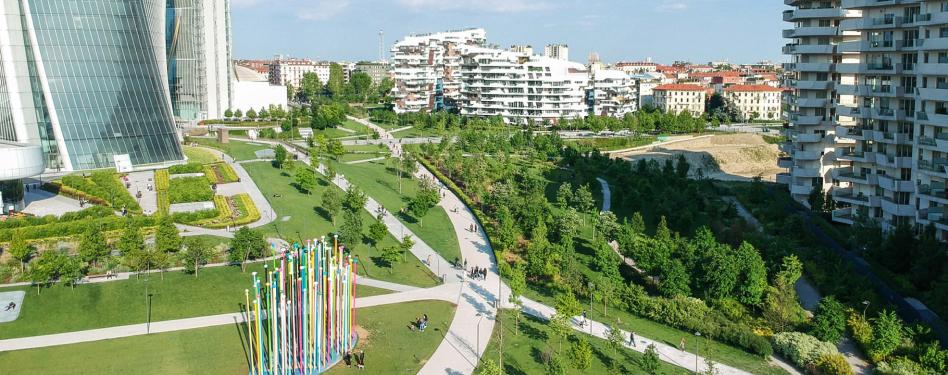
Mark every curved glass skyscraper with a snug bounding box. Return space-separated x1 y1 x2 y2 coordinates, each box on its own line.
0 0 183 171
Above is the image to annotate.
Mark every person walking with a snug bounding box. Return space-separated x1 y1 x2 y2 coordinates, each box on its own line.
679 337 686 351
358 350 366 369
629 331 637 347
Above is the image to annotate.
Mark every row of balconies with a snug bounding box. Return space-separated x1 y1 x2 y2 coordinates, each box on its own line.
919 184 948 204
836 84 907 98
783 7 850 22
919 159 948 178
783 26 839 39
783 43 837 55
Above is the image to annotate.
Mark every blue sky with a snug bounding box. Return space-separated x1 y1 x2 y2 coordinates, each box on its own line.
231 0 785 65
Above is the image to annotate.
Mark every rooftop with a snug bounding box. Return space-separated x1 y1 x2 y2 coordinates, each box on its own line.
654 84 707 91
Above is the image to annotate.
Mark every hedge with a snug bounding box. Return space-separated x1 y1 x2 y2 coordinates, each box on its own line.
0 212 156 243
155 169 170 215
772 332 838 369
168 176 214 203
169 163 204 174
203 163 239 184
48 172 142 214
192 194 261 229
171 208 219 224
0 206 114 231
814 353 855 375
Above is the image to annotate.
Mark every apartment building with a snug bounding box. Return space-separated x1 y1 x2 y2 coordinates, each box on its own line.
269 58 316 87
390 28 487 113
615 61 659 73
510 45 534 55
588 69 639 117
459 48 588 124
784 0 948 239
652 84 707 116
723 85 784 120
544 44 570 61
354 61 391 85
166 0 233 121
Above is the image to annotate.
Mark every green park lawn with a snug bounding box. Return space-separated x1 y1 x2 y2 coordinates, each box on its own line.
0 262 393 340
182 146 222 164
334 160 462 265
477 311 691 375
0 299 446 375
391 126 441 139
241 161 440 288
190 138 273 161
343 144 390 154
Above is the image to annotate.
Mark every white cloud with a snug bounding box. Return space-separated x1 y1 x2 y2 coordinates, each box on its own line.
396 0 553 13
298 0 352 20
656 2 689 12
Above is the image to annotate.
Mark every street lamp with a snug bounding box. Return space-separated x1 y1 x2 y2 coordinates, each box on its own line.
695 331 701 374
476 313 487 360
587 281 594 334
862 300 870 318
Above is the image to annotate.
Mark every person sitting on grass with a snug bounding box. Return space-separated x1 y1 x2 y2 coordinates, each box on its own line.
4 302 15 311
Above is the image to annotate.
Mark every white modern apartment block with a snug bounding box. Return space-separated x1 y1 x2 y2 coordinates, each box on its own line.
166 0 233 121
510 45 534 55
723 85 784 120
544 44 569 61
652 84 707 116
459 47 588 124
390 28 487 113
588 69 639 117
269 58 316 87
784 0 948 239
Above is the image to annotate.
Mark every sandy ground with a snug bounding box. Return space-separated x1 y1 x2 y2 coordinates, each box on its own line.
616 134 783 181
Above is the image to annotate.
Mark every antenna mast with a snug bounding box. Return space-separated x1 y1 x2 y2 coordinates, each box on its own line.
378 30 384 62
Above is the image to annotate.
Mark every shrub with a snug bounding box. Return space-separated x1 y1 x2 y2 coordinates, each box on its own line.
810 297 848 344
847 312 873 353
168 176 213 204
169 163 204 174
170 209 219 224
813 353 854 375
52 172 141 213
772 332 838 368
876 357 931 375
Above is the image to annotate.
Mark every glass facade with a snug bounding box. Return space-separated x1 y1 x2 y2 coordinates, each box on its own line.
0 54 15 142
25 0 182 170
166 0 207 120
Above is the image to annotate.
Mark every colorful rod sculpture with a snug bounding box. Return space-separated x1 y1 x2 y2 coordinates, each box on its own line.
244 235 357 375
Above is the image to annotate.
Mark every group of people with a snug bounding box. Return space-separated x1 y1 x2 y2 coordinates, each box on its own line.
412 314 430 332
343 350 366 369
468 266 487 280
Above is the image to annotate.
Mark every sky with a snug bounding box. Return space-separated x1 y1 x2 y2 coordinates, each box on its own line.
230 0 786 65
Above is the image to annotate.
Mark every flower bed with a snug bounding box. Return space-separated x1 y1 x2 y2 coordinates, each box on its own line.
191 194 261 229
203 162 239 184
155 169 170 215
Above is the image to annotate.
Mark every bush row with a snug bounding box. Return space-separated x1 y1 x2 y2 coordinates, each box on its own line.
87 172 142 213
49 172 141 213
771 332 839 369
169 163 204 174
171 208 219 224
0 206 114 230
195 194 261 228
203 163 238 184
155 169 170 215
168 176 214 204
0 214 156 243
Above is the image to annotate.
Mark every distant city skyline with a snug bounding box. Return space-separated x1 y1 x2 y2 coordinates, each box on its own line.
231 0 784 64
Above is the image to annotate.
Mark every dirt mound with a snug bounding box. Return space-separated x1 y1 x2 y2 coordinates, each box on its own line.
620 134 783 181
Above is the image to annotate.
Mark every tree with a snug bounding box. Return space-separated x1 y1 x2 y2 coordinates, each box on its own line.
299 72 322 102
246 108 257 121
234 109 243 119
367 214 388 250
321 188 343 226
293 166 317 194
230 226 267 271
343 185 368 212
408 181 440 227
808 185 825 214
548 313 572 354
569 336 593 370
606 323 624 359
327 63 346 98
258 107 270 120
596 211 620 242
810 296 847 344
154 216 181 254
59 255 86 288
763 255 807 332
734 241 768 306
478 359 503 375
152 249 172 280
8 230 33 272
399 235 414 262
507 264 527 334
380 245 400 272
118 218 144 256
339 210 363 248
630 212 646 234
274 145 288 169
376 77 394 98
349 72 373 102
224 108 234 119
556 182 573 210
181 237 213 278
641 344 661 374
870 310 903 361
572 184 596 222
78 224 109 268
546 355 566 375
29 250 67 293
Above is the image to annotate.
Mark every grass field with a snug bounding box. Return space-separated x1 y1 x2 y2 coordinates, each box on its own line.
477 311 692 375
182 146 222 164
335 160 461 264
0 300 450 375
190 138 273 161
391 126 442 139
242 161 440 288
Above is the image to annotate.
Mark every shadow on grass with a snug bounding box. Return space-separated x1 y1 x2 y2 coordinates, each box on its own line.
233 305 252 372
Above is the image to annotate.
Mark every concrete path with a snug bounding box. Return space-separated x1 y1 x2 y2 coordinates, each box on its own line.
596 177 612 212
21 188 84 217
123 171 158 215
0 283 453 352
343 156 386 165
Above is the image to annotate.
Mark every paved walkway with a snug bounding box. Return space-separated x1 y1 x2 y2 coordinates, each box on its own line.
343 156 386 165
124 171 158 215
21 188 84 217
596 177 611 212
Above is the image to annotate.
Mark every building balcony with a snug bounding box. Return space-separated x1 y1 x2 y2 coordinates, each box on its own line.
793 165 823 178
796 97 829 108
916 110 948 126
794 150 823 161
777 172 792 185
837 149 871 163
783 44 836 55
918 208 948 232
780 141 794 154
791 132 824 143
881 197 916 217
785 62 834 72
917 87 948 102
919 159 948 178
791 183 816 196
791 80 834 91
832 207 856 225
837 84 906 98
917 63 948 76
783 8 848 22
877 175 915 193
916 37 948 51
834 169 878 185
874 153 913 169
838 40 901 53
833 188 868 205
874 131 913 145
836 125 866 140
837 105 862 117
784 27 838 38
778 157 794 169
841 0 923 11
790 114 827 126
835 63 902 75
919 184 948 204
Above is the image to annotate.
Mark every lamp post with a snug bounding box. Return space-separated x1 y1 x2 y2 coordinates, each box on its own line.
476 313 486 360
695 331 701 374
862 300 870 318
588 281 594 334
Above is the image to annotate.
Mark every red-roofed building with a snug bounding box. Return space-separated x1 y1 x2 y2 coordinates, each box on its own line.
653 84 707 115
614 61 659 73
723 85 784 120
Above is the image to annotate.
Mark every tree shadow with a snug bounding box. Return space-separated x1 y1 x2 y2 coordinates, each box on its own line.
313 206 332 221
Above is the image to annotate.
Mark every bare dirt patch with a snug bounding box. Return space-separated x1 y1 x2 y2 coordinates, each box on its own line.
615 134 783 181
